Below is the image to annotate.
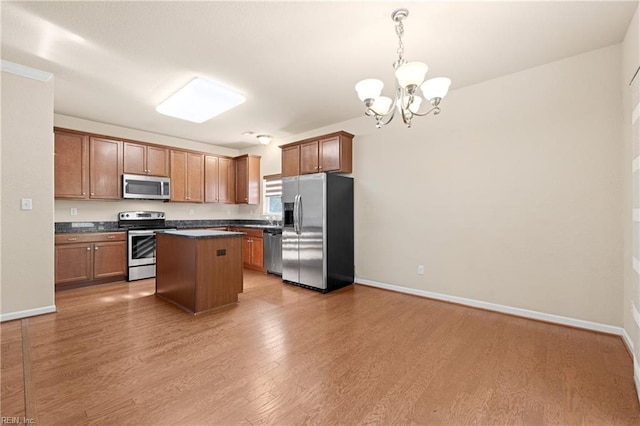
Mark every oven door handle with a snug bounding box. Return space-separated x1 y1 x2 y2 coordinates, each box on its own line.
128 230 157 236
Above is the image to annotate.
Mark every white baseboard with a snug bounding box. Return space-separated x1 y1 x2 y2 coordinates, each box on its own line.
0 305 57 322
635 356 640 405
356 278 624 336
622 328 635 354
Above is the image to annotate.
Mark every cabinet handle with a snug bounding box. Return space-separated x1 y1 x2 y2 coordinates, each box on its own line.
82 192 86 195
86 247 91 251
107 235 115 239
95 247 99 250
68 237 78 241
91 192 95 195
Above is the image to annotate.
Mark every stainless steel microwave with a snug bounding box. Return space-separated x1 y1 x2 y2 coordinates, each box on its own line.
122 174 171 200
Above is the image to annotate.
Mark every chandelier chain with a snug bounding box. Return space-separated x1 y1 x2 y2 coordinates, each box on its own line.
395 19 405 61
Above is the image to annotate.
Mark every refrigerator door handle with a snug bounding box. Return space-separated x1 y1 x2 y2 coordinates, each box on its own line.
298 194 303 234
293 194 300 234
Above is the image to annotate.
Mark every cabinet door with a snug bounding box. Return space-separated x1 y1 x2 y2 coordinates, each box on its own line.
54 131 89 199
89 137 122 199
321 134 352 173
205 155 219 202
300 141 319 174
55 243 93 284
251 236 264 269
218 157 235 204
246 156 261 205
123 142 146 175
93 241 127 279
235 156 261 204
186 153 204 203
235 156 248 204
320 136 341 172
242 236 252 268
146 146 169 177
170 150 187 201
281 145 300 177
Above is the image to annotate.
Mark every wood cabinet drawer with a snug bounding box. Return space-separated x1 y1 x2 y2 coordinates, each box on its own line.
55 232 126 245
230 227 263 238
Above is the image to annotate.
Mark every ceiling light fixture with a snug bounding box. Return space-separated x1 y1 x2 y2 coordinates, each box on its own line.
256 134 273 145
156 77 246 123
355 9 452 129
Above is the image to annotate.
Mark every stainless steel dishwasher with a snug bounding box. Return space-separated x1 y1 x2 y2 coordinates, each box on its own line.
263 229 282 276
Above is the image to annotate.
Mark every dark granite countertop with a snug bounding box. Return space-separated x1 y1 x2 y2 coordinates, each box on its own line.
169 219 282 230
54 222 123 233
55 219 282 234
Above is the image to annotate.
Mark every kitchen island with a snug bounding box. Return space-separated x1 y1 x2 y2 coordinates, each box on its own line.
155 230 244 314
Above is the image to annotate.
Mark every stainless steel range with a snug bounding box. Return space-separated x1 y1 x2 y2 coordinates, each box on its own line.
118 211 175 281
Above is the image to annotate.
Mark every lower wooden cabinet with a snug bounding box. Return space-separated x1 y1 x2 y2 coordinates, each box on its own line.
230 227 264 272
55 232 126 288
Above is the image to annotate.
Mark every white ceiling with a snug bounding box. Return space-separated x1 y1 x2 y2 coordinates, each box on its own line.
2 1 637 149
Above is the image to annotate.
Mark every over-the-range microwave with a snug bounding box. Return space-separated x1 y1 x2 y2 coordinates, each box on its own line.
122 174 171 200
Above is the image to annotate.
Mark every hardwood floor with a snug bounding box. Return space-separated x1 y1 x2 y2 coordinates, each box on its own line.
2 270 639 425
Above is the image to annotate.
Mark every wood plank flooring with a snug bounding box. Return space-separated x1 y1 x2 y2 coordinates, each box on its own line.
2 270 639 425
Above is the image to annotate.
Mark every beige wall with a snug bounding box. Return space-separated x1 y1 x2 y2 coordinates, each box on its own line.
287 44 624 327
1 71 55 319
621 1 640 399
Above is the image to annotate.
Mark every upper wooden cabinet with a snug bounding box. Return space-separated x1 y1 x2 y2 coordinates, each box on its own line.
123 142 169 177
300 141 320 174
55 130 89 199
54 127 262 205
170 150 204 203
205 155 235 204
235 154 261 204
280 131 353 177
90 136 123 199
281 145 300 177
54 129 122 200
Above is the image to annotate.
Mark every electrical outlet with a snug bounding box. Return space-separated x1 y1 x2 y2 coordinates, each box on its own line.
20 198 32 210
70 208 78 216
189 208 195 216
417 265 425 275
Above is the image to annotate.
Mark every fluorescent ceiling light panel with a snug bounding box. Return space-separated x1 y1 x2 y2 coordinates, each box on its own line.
1 60 53 81
156 77 246 123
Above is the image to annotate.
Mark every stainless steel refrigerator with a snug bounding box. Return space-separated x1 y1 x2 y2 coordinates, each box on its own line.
282 173 354 292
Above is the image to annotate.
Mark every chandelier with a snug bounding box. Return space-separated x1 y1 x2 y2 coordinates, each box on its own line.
355 9 452 128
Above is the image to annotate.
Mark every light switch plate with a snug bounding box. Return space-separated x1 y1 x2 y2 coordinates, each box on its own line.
21 198 32 210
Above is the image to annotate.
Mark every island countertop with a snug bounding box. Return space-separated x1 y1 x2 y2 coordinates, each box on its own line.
158 230 245 238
